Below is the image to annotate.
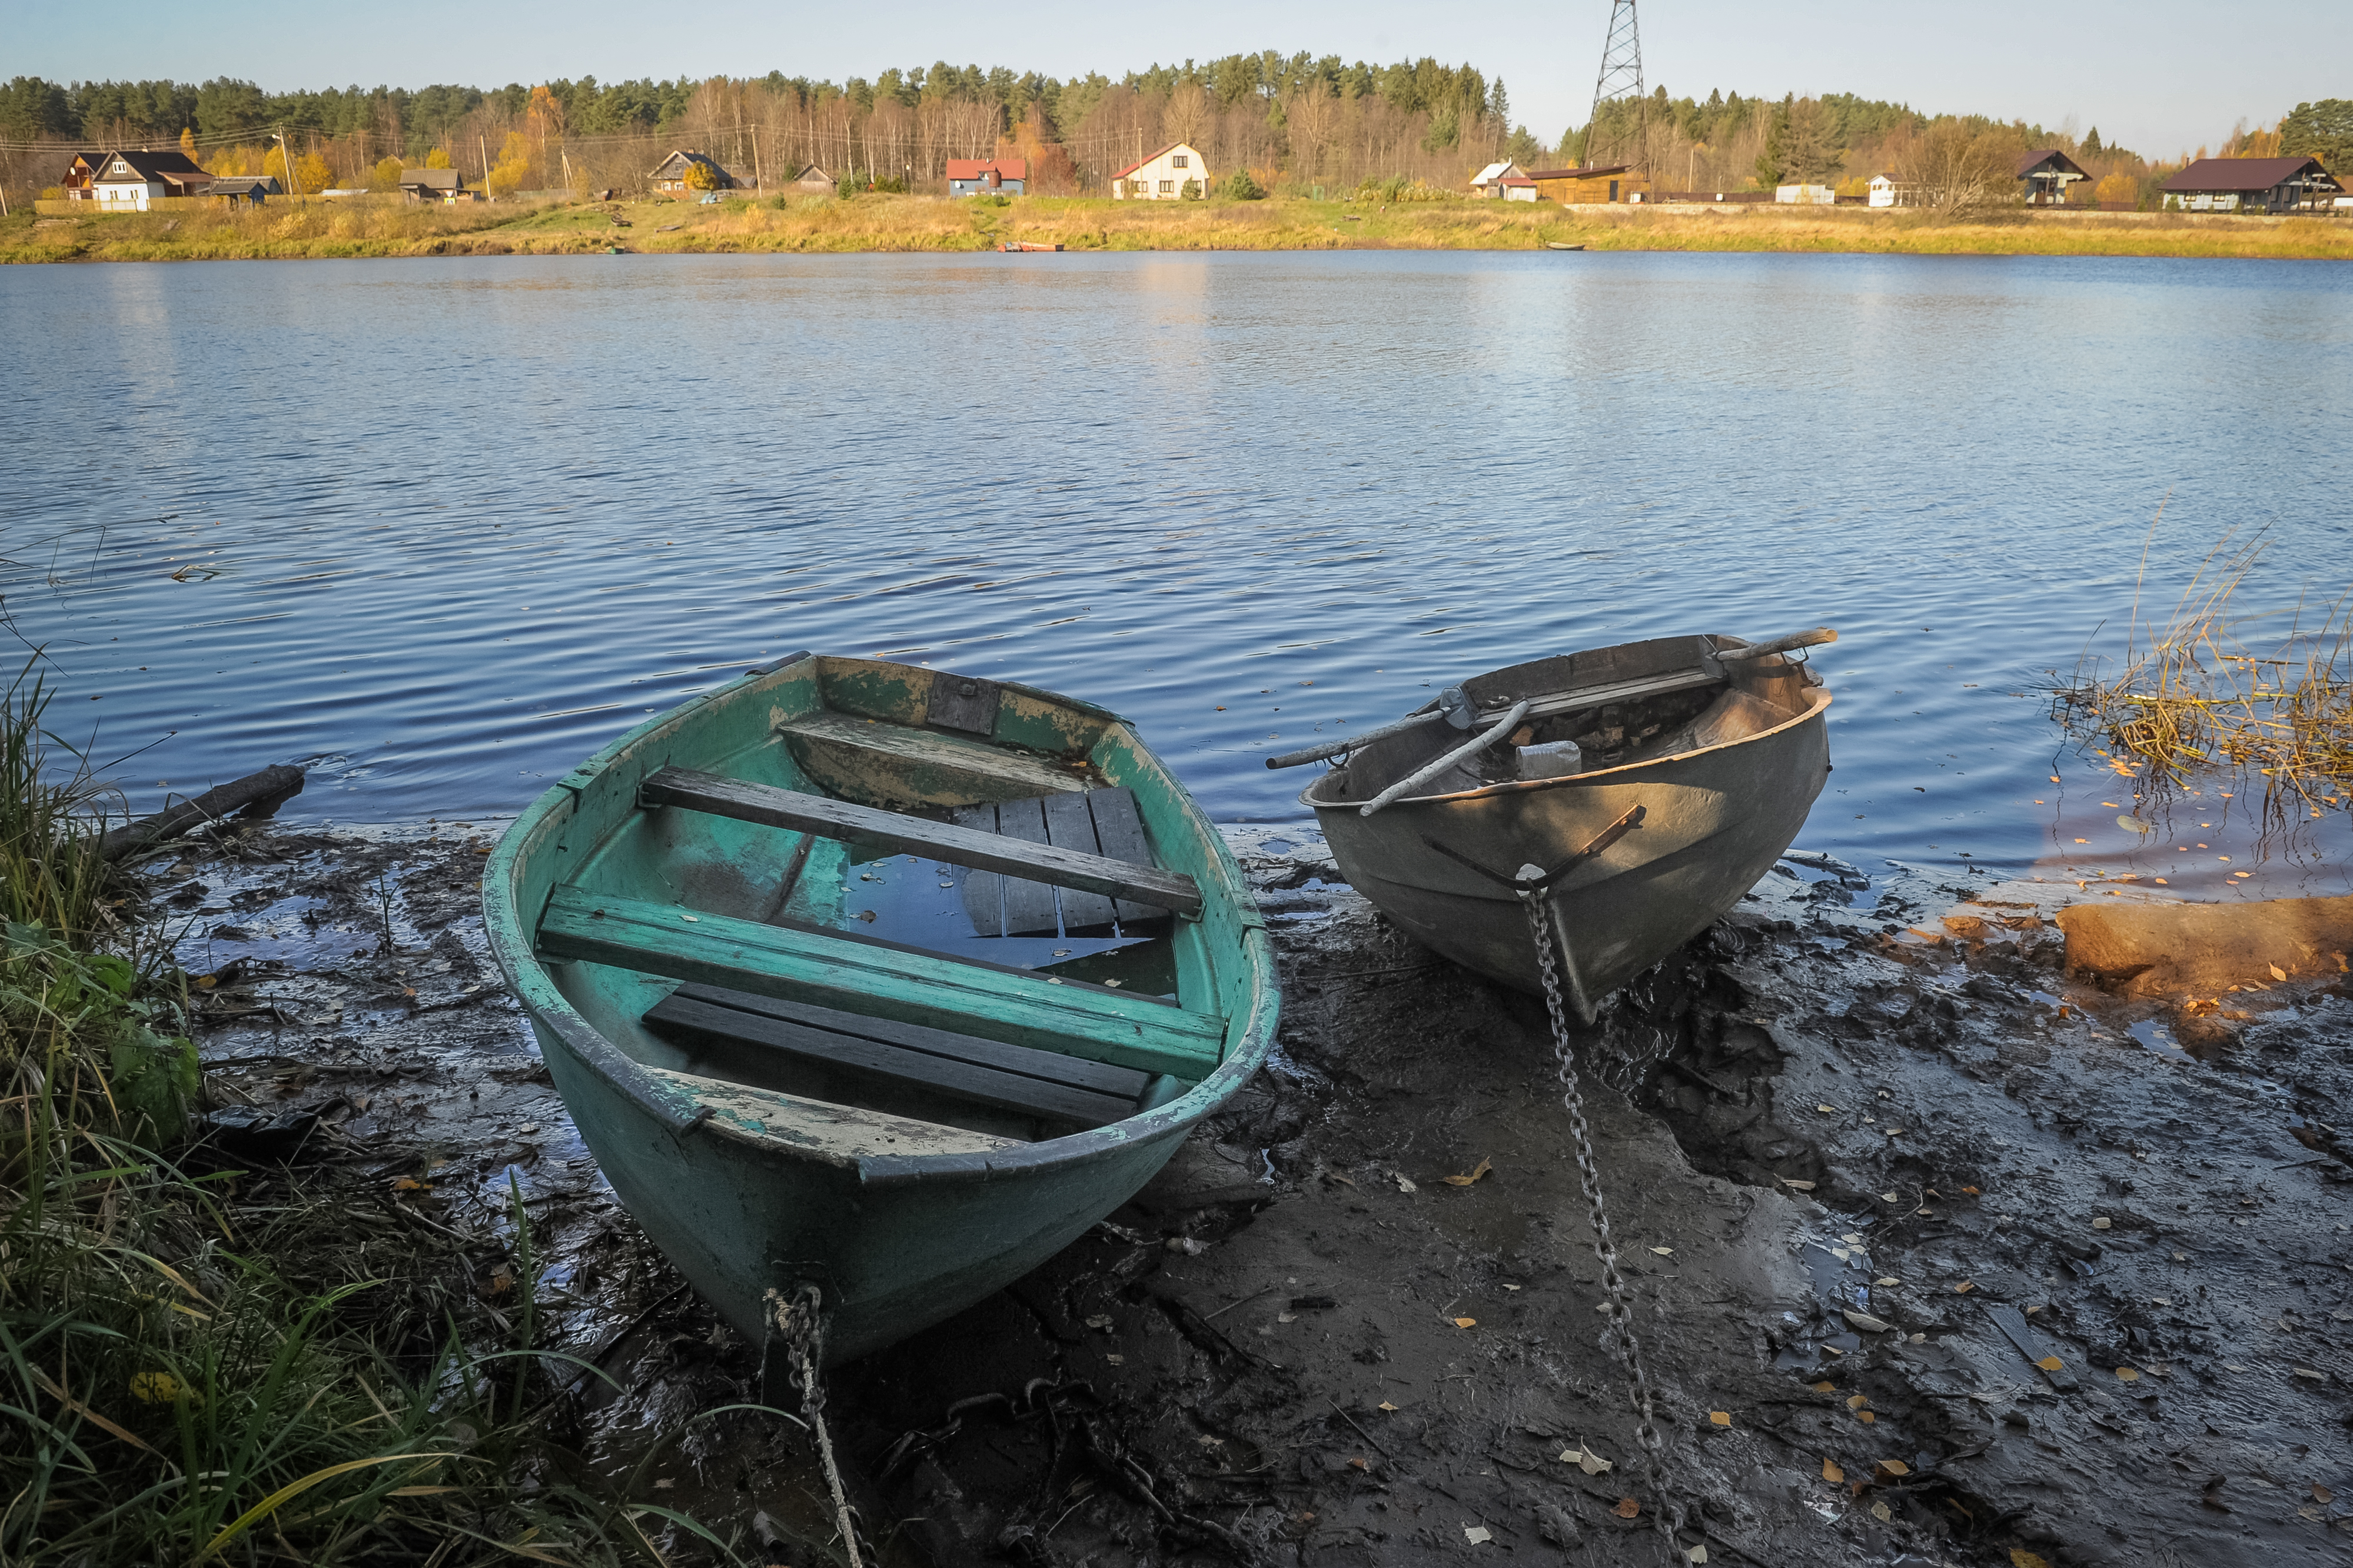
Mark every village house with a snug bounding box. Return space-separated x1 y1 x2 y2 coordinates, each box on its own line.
398 167 475 204
2161 156 2342 214
1112 143 1207 199
1527 164 1649 204
649 151 740 195
208 175 280 208
946 158 1026 197
89 148 214 211
1469 159 1527 197
790 164 835 192
57 152 111 201
1866 172 1912 208
2016 148 2091 206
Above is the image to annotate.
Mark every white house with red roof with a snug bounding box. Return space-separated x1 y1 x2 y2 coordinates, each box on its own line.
1113 142 1208 199
947 158 1026 197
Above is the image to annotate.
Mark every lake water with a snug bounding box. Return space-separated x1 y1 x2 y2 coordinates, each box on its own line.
5 249 2350 900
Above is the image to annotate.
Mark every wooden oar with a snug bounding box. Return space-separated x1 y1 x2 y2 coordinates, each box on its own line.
1358 701 1530 817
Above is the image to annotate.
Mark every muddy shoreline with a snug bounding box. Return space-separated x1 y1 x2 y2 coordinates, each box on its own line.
168 816 2352 1566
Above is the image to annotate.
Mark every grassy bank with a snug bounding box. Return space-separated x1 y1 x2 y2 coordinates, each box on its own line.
6 192 2352 263
0 666 740 1566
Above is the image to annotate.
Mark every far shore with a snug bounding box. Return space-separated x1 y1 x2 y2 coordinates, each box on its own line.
8 192 2352 264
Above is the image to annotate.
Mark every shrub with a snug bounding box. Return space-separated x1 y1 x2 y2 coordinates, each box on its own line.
1221 169 1267 201
1180 178 1202 200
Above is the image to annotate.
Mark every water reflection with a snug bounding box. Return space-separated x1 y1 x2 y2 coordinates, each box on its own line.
2 250 2348 897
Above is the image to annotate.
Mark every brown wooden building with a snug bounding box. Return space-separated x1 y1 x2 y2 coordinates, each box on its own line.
1526 164 1652 204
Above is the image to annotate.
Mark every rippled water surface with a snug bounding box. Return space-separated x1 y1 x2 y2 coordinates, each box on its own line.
5 250 2350 896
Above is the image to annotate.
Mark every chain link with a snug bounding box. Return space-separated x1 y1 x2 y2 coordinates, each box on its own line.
1523 891 1666 1460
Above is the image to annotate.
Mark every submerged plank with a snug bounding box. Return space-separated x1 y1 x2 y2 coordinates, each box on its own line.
993 795 1061 937
641 767 1203 917
1042 791 1117 930
952 803 1005 937
539 887 1223 1080
1085 788 1169 926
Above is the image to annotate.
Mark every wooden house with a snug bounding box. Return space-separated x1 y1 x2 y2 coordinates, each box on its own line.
649 150 740 195
2016 148 2091 206
1469 159 1527 197
2161 157 2341 214
791 164 836 191
946 157 1027 197
398 167 473 204
1111 143 1206 200
1527 165 1650 204
57 152 110 201
1866 172 1911 208
208 175 280 208
89 149 214 211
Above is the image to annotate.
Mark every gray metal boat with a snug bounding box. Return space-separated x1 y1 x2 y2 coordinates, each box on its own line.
1285 632 1833 1016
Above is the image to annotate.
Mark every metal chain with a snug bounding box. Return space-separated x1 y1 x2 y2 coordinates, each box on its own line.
767 1284 865 1568
1523 891 1666 1460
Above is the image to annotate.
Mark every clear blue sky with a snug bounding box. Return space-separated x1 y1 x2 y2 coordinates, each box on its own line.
9 0 2336 159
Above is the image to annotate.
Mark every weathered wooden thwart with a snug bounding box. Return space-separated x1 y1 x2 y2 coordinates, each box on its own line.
484 654 1277 1364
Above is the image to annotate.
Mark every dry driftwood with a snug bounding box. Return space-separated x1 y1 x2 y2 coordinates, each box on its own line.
100 764 306 861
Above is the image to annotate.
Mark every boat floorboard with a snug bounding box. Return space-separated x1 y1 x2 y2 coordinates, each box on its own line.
646 984 1149 1129
644 1066 1019 1158
779 709 1088 805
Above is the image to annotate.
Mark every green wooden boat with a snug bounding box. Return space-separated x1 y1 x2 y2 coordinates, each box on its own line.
482 654 1277 1365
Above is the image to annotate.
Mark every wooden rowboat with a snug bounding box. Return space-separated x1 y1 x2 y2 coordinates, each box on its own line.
1290 633 1833 1016
1544 241 1587 251
483 654 1277 1365
999 241 1065 252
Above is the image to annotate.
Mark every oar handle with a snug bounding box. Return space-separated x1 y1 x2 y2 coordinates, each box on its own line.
1359 700 1530 817
1264 707 1442 770
1718 627 1837 662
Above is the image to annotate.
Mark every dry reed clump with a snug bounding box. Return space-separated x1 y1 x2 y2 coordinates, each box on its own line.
2054 527 2353 813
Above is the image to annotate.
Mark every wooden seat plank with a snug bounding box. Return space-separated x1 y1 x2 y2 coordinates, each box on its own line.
643 1066 1019 1158
1085 788 1169 925
639 767 1202 918
538 885 1222 1080
647 990 1141 1128
664 983 1154 1098
1042 792 1118 930
994 796 1061 937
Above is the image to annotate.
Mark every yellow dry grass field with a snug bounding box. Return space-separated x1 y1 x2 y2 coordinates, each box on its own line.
7 192 2352 264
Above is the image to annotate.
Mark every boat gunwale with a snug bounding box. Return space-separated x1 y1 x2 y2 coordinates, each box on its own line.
1297 682 1831 814
481 655 1278 1191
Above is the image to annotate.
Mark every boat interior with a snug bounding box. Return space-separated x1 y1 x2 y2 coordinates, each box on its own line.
524 657 1240 1150
1305 633 1821 807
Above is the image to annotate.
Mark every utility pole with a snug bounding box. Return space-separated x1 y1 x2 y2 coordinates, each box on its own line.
479 134 490 200
1585 0 1649 181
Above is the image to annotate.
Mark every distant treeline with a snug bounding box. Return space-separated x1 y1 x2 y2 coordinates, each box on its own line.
2 57 2338 206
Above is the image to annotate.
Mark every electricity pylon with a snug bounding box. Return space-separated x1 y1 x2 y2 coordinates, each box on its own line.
1584 0 1649 175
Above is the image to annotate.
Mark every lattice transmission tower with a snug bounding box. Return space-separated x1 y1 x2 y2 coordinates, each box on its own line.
1584 0 1650 174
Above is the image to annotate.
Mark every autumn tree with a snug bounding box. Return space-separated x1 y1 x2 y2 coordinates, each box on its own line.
293 151 333 193
485 130 536 196
424 145 451 169
682 155 721 190
179 126 196 157
1899 121 2014 215
371 155 404 191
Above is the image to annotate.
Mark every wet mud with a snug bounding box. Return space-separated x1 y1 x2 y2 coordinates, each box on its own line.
167 818 2353 1567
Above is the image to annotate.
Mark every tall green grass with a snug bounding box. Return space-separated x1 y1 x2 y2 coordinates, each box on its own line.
0 662 750 1566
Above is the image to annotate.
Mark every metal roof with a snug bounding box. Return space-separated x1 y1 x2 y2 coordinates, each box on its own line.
2162 156 2338 192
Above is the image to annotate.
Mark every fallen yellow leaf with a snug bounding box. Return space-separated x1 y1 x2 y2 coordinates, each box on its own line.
1877 1459 1910 1478
1857 1410 1876 1423
1846 1394 1869 1409
2036 1356 2064 1372
1453 1317 1476 1329
1822 1458 1844 1483
1811 1380 1836 1393
2269 964 2287 981
2115 1367 2140 1382
1955 1281 1975 1293
1709 1410 1731 1427
1614 1497 1640 1519
1377 1400 1398 1412
2012 1552 2050 1568
1440 1156 1494 1187
129 1371 184 1404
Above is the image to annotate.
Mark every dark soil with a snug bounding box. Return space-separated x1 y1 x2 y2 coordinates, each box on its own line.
163 817 2353 1567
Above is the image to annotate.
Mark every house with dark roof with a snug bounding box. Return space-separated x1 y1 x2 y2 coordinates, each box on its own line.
649 151 740 195
947 157 1026 197
2162 156 2342 214
398 167 474 204
2016 149 2091 205
1527 164 1648 204
208 175 280 208
89 148 214 211
1111 144 1202 199
790 163 836 192
58 151 112 201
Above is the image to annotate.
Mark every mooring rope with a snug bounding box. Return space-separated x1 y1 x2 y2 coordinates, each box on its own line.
769 1283 865 1568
